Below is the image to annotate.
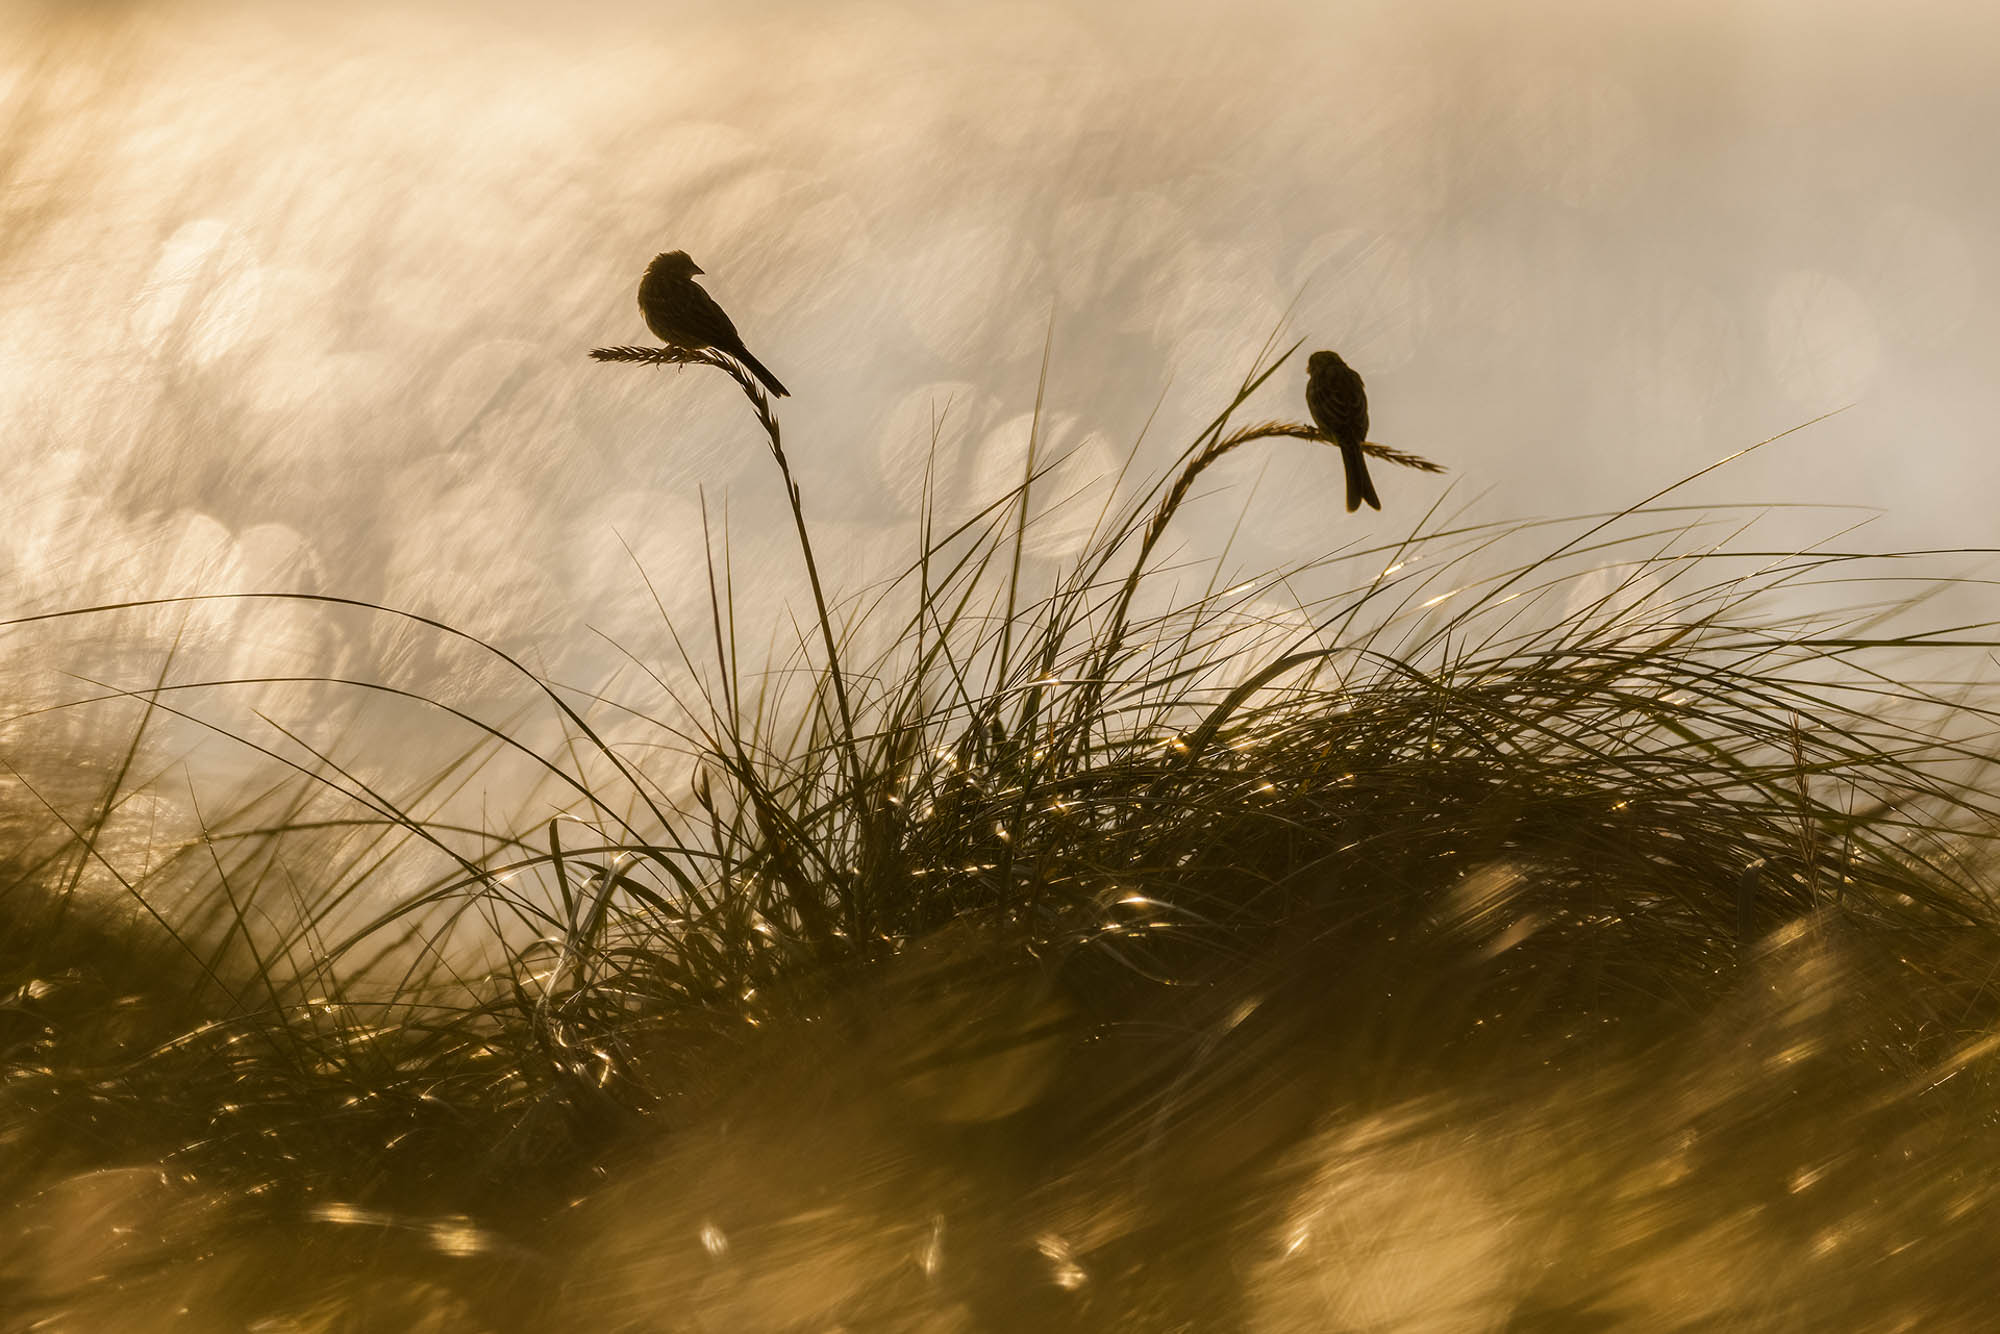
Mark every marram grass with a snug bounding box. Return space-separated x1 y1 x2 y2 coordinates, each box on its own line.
4 344 2000 1329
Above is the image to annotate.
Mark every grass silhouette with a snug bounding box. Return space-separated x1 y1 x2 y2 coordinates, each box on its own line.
3 340 2000 1328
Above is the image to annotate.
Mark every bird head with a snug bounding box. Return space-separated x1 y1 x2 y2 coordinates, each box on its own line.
1308 350 1348 375
648 250 703 278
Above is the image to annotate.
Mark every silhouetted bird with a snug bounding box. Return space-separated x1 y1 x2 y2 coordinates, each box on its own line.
1305 350 1379 512
637 250 790 397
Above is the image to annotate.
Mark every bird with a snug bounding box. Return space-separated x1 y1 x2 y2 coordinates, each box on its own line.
1305 350 1379 512
636 250 790 397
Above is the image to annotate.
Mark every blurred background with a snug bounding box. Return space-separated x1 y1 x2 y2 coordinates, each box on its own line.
1 0 1995 783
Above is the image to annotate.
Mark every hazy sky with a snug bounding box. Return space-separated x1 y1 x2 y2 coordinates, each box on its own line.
2 0 1996 765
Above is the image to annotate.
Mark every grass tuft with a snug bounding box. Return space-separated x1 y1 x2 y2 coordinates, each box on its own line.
2 343 1998 1327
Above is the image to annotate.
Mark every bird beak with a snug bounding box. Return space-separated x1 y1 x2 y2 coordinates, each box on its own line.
690 263 704 275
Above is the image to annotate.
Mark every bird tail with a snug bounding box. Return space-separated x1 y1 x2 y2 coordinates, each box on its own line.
734 349 790 398
1342 443 1381 513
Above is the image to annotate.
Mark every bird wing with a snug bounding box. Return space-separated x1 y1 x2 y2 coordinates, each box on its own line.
1309 366 1369 445
679 282 749 356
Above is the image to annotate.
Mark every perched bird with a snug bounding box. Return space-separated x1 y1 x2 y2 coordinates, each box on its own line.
1305 350 1379 512
637 250 790 397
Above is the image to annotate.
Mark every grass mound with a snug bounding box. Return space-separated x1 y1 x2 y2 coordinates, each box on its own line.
4 342 1999 1329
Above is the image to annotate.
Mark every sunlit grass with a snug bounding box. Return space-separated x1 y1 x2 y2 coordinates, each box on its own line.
4 342 2000 1327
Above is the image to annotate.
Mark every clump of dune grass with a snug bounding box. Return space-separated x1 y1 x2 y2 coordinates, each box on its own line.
4 340 2000 1327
